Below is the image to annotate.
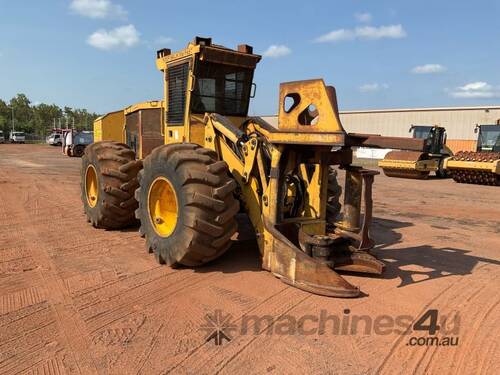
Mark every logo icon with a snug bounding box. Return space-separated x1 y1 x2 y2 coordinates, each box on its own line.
201 309 237 346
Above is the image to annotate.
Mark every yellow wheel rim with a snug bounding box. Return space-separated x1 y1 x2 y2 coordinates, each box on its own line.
85 165 99 208
148 177 178 237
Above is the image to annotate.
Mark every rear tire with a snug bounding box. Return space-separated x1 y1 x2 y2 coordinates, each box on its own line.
81 141 142 229
135 143 239 266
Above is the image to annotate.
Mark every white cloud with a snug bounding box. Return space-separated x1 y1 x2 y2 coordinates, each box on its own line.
315 24 406 43
450 81 500 98
355 12 372 23
263 45 291 58
87 25 140 50
356 25 407 40
359 83 389 93
70 0 127 19
316 29 355 42
411 64 447 74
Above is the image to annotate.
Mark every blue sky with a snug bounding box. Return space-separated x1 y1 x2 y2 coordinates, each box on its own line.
1 0 499 115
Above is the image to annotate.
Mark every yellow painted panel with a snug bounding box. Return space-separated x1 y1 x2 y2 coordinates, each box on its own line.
124 100 164 115
93 110 125 143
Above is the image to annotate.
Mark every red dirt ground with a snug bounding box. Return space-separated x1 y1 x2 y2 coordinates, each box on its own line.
0 144 499 375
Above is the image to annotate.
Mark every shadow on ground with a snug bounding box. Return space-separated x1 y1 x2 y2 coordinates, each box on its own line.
371 217 500 287
195 215 500 290
193 214 262 274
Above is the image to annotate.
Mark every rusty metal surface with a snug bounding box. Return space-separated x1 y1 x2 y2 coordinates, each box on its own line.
200 45 261 68
277 80 345 133
125 111 139 154
332 251 385 274
335 168 380 252
448 151 500 185
338 169 362 232
383 150 425 162
265 222 360 298
348 133 426 151
140 108 163 158
452 151 500 162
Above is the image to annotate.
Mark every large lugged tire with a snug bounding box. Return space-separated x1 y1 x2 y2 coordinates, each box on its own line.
81 141 143 229
135 143 239 267
326 167 342 223
73 144 85 157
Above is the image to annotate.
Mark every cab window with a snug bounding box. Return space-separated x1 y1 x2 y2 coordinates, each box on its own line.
191 61 253 116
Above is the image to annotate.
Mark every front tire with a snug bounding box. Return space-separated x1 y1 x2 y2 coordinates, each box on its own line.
81 141 142 229
135 143 239 266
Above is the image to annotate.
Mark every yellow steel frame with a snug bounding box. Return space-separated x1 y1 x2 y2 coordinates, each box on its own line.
444 158 500 174
379 158 440 172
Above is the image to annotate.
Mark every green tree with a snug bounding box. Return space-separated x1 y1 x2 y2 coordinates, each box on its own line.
0 99 10 139
0 93 101 136
33 103 63 135
71 108 100 130
9 94 33 133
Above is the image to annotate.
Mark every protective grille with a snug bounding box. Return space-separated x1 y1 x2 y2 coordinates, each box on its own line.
167 63 189 124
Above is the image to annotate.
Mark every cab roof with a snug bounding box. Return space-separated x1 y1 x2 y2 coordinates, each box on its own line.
156 36 261 72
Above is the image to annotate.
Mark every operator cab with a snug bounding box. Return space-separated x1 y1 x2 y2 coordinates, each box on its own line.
156 37 261 145
475 124 500 152
410 125 432 140
410 125 447 155
190 60 255 117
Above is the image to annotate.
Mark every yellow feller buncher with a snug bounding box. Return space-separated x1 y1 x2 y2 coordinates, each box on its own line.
444 124 500 186
81 37 418 297
378 125 452 179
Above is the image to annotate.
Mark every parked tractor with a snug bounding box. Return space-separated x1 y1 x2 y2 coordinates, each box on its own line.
378 125 452 179
444 124 500 185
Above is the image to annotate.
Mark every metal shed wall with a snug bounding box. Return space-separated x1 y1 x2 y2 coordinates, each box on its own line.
261 105 500 153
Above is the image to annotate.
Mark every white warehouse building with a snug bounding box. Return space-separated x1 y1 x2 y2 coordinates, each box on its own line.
262 105 500 154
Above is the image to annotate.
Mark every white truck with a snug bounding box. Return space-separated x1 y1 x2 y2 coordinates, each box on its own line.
9 131 26 143
46 133 63 146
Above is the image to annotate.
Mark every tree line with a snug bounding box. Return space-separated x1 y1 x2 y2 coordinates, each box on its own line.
0 94 100 137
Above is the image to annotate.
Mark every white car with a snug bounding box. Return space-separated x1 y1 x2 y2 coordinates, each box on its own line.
47 133 62 146
9 131 26 143
0 130 4 143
